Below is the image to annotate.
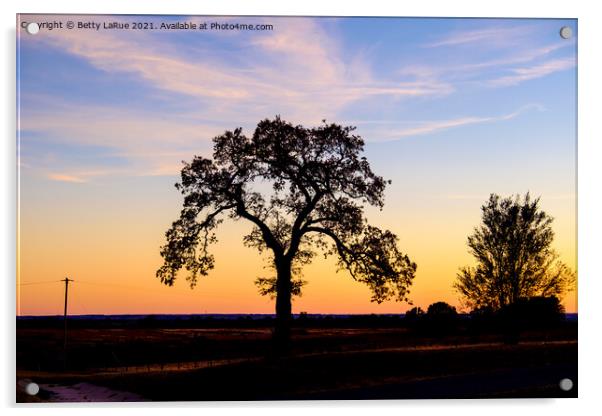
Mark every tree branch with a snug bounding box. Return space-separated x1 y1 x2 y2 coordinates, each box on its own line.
233 192 284 257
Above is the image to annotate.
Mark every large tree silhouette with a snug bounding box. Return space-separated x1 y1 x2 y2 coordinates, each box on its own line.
454 193 575 311
157 117 416 349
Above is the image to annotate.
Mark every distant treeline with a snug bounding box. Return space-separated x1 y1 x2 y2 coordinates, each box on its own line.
16 313 426 329
17 302 576 330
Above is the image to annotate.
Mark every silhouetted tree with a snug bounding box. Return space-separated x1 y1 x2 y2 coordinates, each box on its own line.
426 301 458 318
455 193 575 311
499 295 565 329
405 306 425 320
425 301 458 334
157 117 417 351
467 305 496 335
404 306 425 329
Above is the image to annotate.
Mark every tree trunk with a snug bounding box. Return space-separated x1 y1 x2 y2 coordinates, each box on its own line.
274 258 292 354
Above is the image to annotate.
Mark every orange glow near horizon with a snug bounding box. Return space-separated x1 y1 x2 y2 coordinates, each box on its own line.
17 176 577 316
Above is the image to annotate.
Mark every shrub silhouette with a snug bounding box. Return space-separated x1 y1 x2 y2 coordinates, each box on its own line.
427 301 458 318
424 301 458 335
404 306 425 329
499 295 565 330
405 306 425 321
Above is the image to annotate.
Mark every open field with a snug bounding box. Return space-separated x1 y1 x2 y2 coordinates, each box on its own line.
17 320 577 401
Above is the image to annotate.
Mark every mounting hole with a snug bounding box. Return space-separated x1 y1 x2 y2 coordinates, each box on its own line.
26 22 40 35
559 26 572 40
25 382 39 396
559 378 573 391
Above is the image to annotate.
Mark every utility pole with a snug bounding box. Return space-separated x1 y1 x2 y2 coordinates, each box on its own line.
62 277 73 366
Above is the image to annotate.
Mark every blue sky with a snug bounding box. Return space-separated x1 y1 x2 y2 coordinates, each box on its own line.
18 16 576 182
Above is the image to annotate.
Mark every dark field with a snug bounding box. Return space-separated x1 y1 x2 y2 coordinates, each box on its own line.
16 317 577 402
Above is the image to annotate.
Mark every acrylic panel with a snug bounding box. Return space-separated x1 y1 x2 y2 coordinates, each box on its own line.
16 14 577 402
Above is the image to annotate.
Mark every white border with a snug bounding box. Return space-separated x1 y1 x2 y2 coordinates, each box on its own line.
3 1 600 415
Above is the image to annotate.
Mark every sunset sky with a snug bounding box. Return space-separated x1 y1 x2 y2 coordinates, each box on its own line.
17 15 577 315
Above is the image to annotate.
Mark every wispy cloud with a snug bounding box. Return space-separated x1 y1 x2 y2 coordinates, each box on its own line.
22 16 451 127
487 57 575 87
18 17 575 182
20 100 221 178
424 25 536 48
18 16 458 181
367 104 544 141
453 42 571 73
47 173 87 183
405 40 574 89
418 23 575 88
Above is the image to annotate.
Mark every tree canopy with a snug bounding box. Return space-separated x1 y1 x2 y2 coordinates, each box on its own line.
426 301 458 318
157 117 416 313
454 193 575 310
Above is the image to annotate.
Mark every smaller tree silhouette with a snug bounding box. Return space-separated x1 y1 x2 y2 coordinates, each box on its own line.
425 301 458 334
455 193 575 311
499 295 565 329
404 306 425 326
405 306 425 319
426 301 458 318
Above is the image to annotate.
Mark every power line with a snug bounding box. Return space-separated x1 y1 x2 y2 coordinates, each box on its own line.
18 280 61 286
76 280 213 297
18 278 171 294
76 280 148 292
18 279 148 292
